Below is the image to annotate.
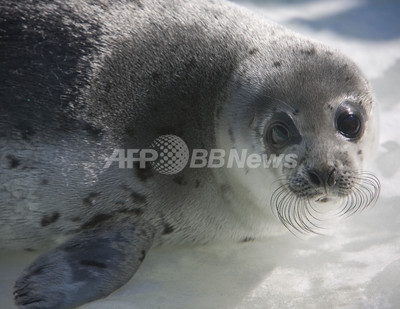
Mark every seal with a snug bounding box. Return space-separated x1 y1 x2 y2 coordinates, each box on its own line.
0 0 380 308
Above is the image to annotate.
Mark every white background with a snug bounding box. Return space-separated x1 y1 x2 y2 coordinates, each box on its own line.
1 0 399 308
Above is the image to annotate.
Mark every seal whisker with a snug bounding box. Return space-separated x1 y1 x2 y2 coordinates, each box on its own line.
349 186 366 216
271 185 324 234
337 171 379 217
348 185 365 216
340 191 357 216
302 199 325 234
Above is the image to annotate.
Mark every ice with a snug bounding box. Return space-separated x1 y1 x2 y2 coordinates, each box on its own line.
1 0 399 308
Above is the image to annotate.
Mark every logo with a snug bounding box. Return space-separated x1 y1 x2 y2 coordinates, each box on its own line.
104 134 298 175
150 135 190 175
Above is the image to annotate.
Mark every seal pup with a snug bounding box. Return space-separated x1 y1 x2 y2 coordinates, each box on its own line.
0 0 380 308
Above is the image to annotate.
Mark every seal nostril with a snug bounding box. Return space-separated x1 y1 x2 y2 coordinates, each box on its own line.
327 168 336 186
308 170 322 186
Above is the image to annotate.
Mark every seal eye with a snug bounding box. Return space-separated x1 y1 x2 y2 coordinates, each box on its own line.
337 113 361 138
267 123 290 147
264 112 300 150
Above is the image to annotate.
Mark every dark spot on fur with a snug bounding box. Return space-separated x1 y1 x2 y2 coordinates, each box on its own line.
228 128 235 143
82 192 100 207
162 223 175 235
131 191 147 204
118 208 144 216
24 248 36 252
138 250 146 262
195 179 201 188
63 243 80 252
300 47 316 56
132 208 144 215
81 214 113 229
134 161 153 181
173 175 187 185
181 105 189 113
358 150 362 155
125 126 135 137
82 198 92 207
130 0 144 9
220 184 230 194
241 237 255 243
16 123 35 140
6 155 20 168
273 61 281 67
70 217 81 222
30 266 45 276
216 106 222 120
249 48 259 55
80 260 107 269
157 125 184 137
40 179 49 185
196 118 203 130
40 212 60 227
151 71 161 81
83 123 102 137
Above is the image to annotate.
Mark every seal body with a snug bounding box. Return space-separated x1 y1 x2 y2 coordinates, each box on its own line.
0 0 379 308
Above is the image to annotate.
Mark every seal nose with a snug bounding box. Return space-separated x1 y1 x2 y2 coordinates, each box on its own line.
308 168 336 187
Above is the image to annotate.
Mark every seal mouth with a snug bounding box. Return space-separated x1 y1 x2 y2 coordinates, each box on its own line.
271 172 380 234
314 193 341 204
315 196 331 203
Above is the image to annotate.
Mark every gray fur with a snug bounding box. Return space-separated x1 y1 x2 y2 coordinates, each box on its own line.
0 0 379 308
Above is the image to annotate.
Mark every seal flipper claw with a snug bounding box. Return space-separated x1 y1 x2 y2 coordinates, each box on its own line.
14 221 154 309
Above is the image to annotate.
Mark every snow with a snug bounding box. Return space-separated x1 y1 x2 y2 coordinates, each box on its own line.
1 0 400 308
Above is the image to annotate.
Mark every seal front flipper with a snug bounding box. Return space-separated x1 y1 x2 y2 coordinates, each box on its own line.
13 219 155 309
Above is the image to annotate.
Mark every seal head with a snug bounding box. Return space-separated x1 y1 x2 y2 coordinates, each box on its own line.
217 40 380 233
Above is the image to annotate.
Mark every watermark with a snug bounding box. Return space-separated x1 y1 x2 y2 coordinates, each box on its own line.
150 135 190 175
104 134 298 175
